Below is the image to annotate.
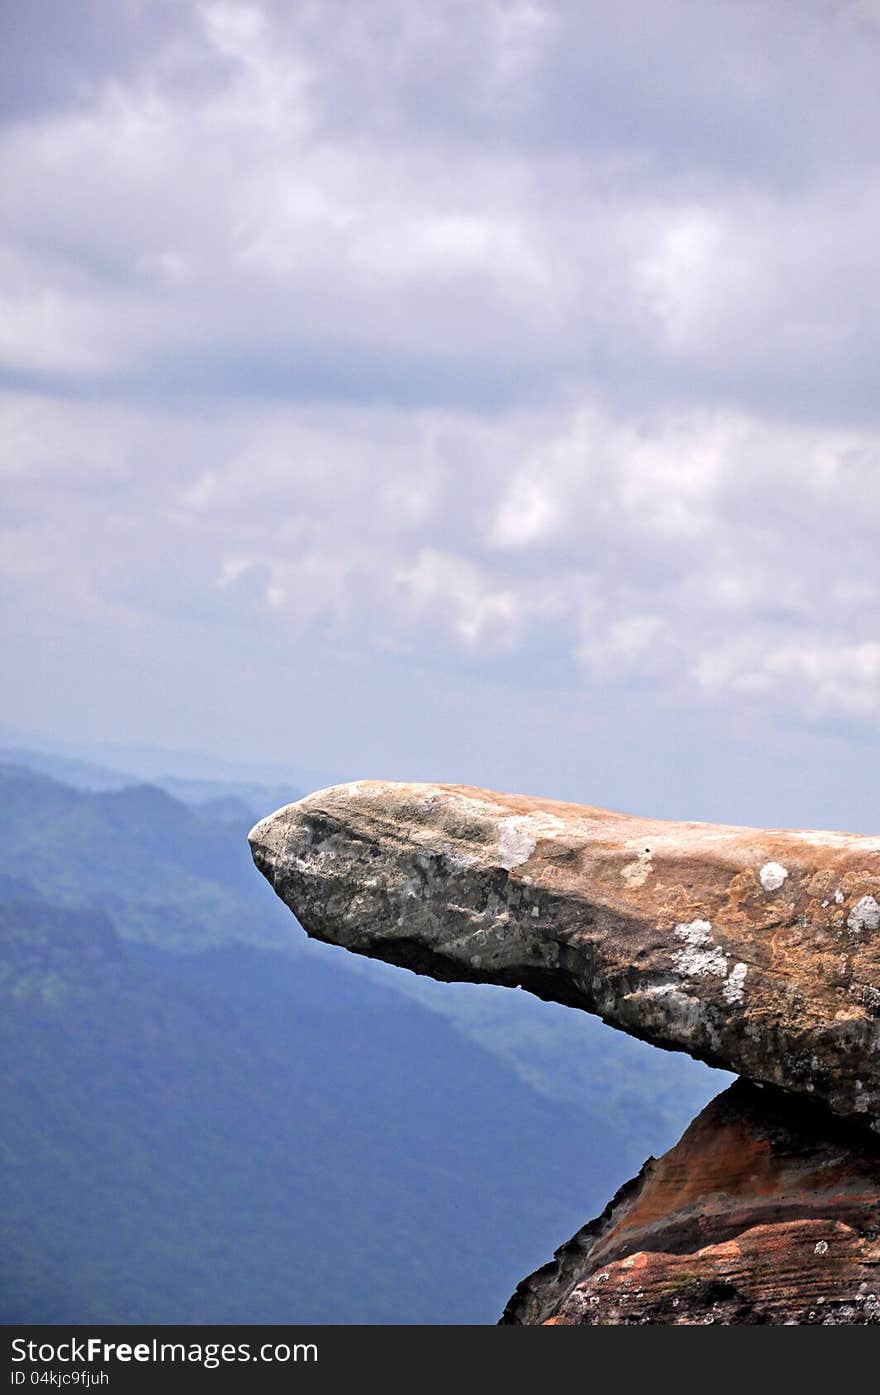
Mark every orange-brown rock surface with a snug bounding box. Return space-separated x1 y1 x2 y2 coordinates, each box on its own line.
501 1079 880 1325
249 781 880 1130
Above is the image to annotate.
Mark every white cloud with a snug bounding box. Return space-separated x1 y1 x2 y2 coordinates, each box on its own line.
488 473 560 549
4 384 880 728
5 1 880 776
394 549 524 652
696 638 880 719
2 1 879 414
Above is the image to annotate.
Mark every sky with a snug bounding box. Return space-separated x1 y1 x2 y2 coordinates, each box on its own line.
4 0 880 829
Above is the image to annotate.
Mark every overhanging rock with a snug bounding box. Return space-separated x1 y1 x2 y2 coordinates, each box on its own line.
249 781 880 1131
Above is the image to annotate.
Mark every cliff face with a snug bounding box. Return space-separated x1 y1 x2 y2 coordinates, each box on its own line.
249 780 880 1325
502 1080 880 1325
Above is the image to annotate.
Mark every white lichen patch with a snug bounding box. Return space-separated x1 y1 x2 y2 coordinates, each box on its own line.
677 944 729 978
760 861 789 892
498 817 537 871
621 849 653 888
847 894 880 934
673 920 728 979
814 1240 829 1256
722 962 748 1004
669 921 749 1007
834 888 845 904
675 919 713 945
497 813 565 871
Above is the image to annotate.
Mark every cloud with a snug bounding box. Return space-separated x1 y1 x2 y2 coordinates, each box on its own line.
4 1 880 805
1 1 879 420
4 385 880 731
695 637 880 720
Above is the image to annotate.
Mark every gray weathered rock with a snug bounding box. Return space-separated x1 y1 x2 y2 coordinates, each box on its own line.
249 781 880 1131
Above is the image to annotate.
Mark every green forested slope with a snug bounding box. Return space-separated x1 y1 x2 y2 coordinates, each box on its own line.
0 766 291 949
0 758 727 1322
2 898 644 1323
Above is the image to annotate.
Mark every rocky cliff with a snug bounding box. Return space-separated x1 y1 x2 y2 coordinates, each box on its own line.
502 1080 880 1325
249 780 880 1325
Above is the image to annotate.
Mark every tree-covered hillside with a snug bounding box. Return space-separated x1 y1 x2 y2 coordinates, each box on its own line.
0 765 293 949
3 896 640 1323
0 757 727 1323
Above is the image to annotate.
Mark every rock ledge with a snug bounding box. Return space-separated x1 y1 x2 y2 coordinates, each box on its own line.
250 780 880 1130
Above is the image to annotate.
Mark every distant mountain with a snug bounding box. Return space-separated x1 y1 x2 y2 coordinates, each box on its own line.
1 896 637 1323
152 776 299 822
186 793 262 826
0 756 729 1322
0 765 292 950
0 746 136 792
0 725 333 791
0 747 299 822
0 871 40 901
356 966 729 1161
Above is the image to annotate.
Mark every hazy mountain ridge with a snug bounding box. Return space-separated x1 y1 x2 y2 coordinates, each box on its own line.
1 893 634 1322
0 745 301 822
0 764 292 950
1 752 726 1322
